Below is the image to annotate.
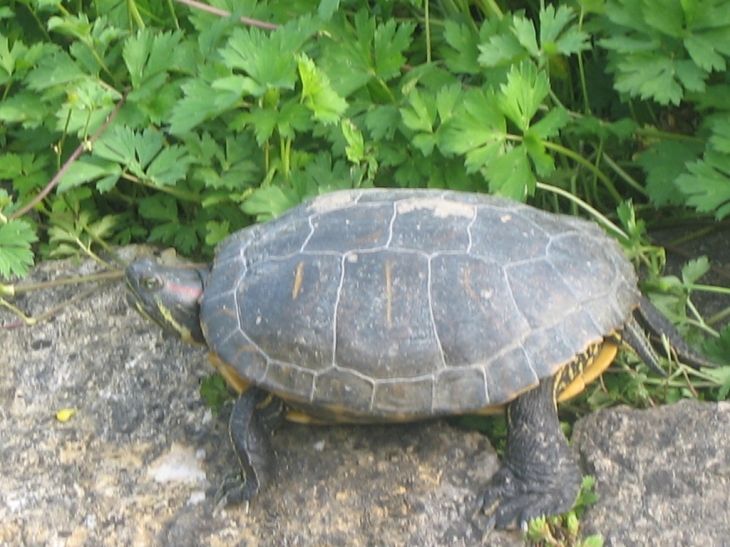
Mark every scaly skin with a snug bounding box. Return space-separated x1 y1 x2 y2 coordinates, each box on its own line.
215 388 285 507
479 379 581 530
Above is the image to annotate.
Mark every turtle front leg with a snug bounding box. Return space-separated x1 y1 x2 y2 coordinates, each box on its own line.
214 387 284 507
478 378 582 530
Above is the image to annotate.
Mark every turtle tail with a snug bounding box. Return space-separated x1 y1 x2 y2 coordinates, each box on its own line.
625 296 717 371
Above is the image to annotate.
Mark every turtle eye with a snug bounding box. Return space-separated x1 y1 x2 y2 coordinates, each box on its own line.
141 275 162 291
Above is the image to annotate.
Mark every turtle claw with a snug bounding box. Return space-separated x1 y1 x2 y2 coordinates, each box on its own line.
477 466 579 530
213 470 259 509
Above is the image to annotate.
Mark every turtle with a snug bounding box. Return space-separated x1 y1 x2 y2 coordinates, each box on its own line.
125 188 713 529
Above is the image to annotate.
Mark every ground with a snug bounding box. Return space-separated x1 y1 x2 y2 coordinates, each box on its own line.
1 238 729 547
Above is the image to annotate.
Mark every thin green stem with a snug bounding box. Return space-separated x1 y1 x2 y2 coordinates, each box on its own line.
425 0 431 64
599 153 647 197
536 182 628 239
577 20 590 114
540 140 624 204
166 0 181 29
634 126 705 144
125 174 204 202
684 283 730 296
127 0 146 29
481 0 504 18
1 280 117 327
23 3 53 42
281 135 292 178
1 270 123 297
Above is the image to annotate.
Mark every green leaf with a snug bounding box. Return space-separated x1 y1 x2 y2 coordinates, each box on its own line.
540 5 590 56
478 28 525 67
205 220 231 247
0 218 37 278
187 133 261 192
443 20 484 74
599 0 730 104
582 535 606 547
529 107 570 139
497 61 549 132
0 33 36 82
0 91 48 126
676 150 730 219
149 221 200 255
615 200 646 248
242 186 300 221
684 34 727 72
86 214 118 240
238 108 279 146
290 153 361 196
54 79 120 137
364 104 400 140
704 324 730 368
636 140 703 206
434 83 464 124
341 119 366 163
57 157 122 193
92 126 191 187
675 59 708 92
0 153 50 196
47 13 93 41
373 18 415 81
319 12 413 96
139 194 178 221
199 374 232 416
438 87 506 172
511 14 539 57
479 6 588 69
123 29 183 89
484 145 535 199
400 88 436 133
613 52 686 105
218 17 318 96
25 49 86 90
709 117 730 154
523 131 554 177
411 133 438 156
641 0 684 36
171 77 239 135
297 53 348 124
318 0 340 21
236 102 311 146
681 256 710 285
145 145 193 187
275 100 312 139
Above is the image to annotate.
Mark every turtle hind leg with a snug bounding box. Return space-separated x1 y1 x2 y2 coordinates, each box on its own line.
214 387 284 507
478 378 581 530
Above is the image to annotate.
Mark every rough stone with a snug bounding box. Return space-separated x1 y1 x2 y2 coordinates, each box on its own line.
0 251 518 547
573 400 730 547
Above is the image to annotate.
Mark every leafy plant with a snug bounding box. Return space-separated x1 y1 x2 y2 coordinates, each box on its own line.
1 3 728 395
0 190 37 277
1 8 727 544
0 0 726 265
526 476 604 547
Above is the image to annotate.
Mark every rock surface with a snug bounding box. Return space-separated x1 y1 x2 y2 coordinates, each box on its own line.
574 400 730 547
0 251 514 547
1 250 728 547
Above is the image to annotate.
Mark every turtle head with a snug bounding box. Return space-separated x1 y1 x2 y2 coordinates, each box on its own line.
125 258 209 345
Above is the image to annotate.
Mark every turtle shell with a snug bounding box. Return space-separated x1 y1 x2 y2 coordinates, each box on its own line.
200 189 639 421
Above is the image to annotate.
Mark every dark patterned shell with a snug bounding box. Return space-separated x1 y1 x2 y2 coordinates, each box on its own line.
200 189 639 420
